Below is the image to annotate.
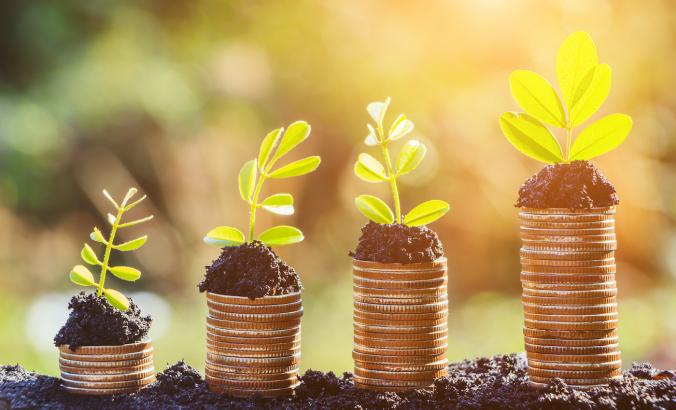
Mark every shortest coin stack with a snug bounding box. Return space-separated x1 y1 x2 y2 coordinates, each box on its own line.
58 340 155 395
205 292 302 398
519 207 621 389
352 258 449 392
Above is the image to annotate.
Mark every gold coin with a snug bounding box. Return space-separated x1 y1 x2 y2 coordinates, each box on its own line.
208 308 303 322
520 257 615 267
207 335 301 350
521 287 617 298
354 328 447 341
520 249 614 261
354 335 448 349
354 294 448 305
353 343 448 357
206 331 300 345
519 207 616 216
522 303 618 315
59 347 154 362
207 323 300 338
528 374 621 385
520 233 616 242
60 367 155 382
521 241 617 252
352 269 446 281
520 273 616 284
206 292 300 306
521 281 617 291
59 363 154 375
354 367 448 381
354 359 448 372
206 352 300 367
353 285 447 298
59 356 153 368
522 295 616 306
205 374 298 389
354 322 447 334
354 300 448 314
523 312 618 323
519 219 615 230
207 344 301 358
353 276 448 290
57 340 153 355
352 258 448 273
519 227 615 236
353 309 448 321
524 336 618 347
205 360 299 375
527 367 622 379
205 367 298 381
524 318 618 331
521 265 616 274
353 375 435 388
527 359 621 371
352 350 446 364
525 351 621 363
207 299 302 314
528 380 607 390
207 315 301 330
525 343 620 355
353 315 446 327
61 374 155 389
523 328 617 340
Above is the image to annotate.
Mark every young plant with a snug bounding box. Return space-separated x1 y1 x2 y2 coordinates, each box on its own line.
69 188 153 311
204 121 321 248
354 97 450 227
499 31 632 164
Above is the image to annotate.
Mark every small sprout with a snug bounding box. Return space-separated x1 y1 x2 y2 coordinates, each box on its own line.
68 188 153 311
353 98 450 226
499 31 632 163
204 121 321 248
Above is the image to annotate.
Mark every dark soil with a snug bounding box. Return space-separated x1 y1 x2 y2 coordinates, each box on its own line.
2 354 674 409
53 292 151 350
517 161 619 209
350 221 444 263
198 241 302 299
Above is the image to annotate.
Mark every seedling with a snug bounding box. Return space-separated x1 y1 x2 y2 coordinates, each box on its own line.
499 31 632 164
354 97 450 226
68 188 153 311
203 121 320 247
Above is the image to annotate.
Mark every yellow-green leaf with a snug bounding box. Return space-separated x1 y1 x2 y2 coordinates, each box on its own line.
404 200 450 227
367 97 391 126
70 265 96 287
272 121 310 162
364 124 378 146
113 236 147 251
389 114 414 141
509 70 566 127
499 112 564 163
570 64 611 126
90 227 106 244
258 225 304 246
204 226 245 247
261 193 294 216
268 156 321 179
238 159 257 203
102 189 119 209
569 114 632 161
396 140 426 175
258 127 282 170
104 288 129 311
110 266 142 281
355 195 394 224
354 153 387 183
80 244 100 266
556 31 599 109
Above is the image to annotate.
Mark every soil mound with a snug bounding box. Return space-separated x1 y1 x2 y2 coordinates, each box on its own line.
350 221 444 263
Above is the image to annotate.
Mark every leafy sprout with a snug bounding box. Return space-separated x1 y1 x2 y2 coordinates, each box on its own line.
499 31 632 163
69 188 153 311
203 121 321 248
353 97 450 226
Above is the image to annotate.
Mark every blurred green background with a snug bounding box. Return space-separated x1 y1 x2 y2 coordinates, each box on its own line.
0 0 674 376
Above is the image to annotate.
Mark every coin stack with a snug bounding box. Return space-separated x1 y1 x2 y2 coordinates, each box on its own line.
205 291 303 397
352 258 449 392
58 340 155 395
519 207 621 389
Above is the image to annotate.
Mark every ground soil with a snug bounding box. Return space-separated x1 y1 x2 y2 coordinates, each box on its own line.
350 221 444 264
198 241 302 299
53 292 151 350
517 161 619 209
1 354 673 409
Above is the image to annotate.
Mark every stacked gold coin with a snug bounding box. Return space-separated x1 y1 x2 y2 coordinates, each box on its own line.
519 207 621 389
205 292 302 397
58 340 155 395
352 258 449 392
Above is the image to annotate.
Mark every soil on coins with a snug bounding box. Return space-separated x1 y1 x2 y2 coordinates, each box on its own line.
350 222 444 264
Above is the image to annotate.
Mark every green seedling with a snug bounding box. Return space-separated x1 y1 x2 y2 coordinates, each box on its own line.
499 31 632 163
204 121 321 247
69 188 153 311
354 97 450 226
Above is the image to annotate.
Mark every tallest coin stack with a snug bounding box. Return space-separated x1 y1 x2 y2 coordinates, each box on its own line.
519 207 621 389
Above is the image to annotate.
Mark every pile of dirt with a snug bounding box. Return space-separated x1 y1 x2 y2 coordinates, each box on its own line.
199 241 302 299
517 160 619 209
3 354 672 409
350 221 444 263
53 292 151 350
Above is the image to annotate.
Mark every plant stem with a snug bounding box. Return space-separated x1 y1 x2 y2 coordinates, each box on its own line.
248 175 267 242
380 141 401 224
565 123 572 163
97 207 123 296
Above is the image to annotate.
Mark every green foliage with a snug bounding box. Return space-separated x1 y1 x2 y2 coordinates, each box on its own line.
68 188 153 311
500 31 632 163
353 98 450 227
204 121 321 248
404 200 452 227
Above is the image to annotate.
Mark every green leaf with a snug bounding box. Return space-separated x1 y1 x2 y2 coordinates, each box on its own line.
354 153 388 182
272 121 310 162
556 31 599 109
121 188 138 207
118 215 154 228
104 288 129 311
113 236 147 251
107 213 116 225
268 156 321 179
80 244 100 266
204 226 246 247
238 159 258 203
364 124 378 146
258 225 304 246
258 127 282 170
367 97 391 126
69 265 96 287
90 227 107 244
569 114 632 161
355 195 394 224
102 190 119 209
389 114 414 141
404 200 450 227
509 70 566 127
499 112 564 164
110 266 142 281
123 194 147 211
396 140 427 175
570 64 611 126
261 193 294 216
